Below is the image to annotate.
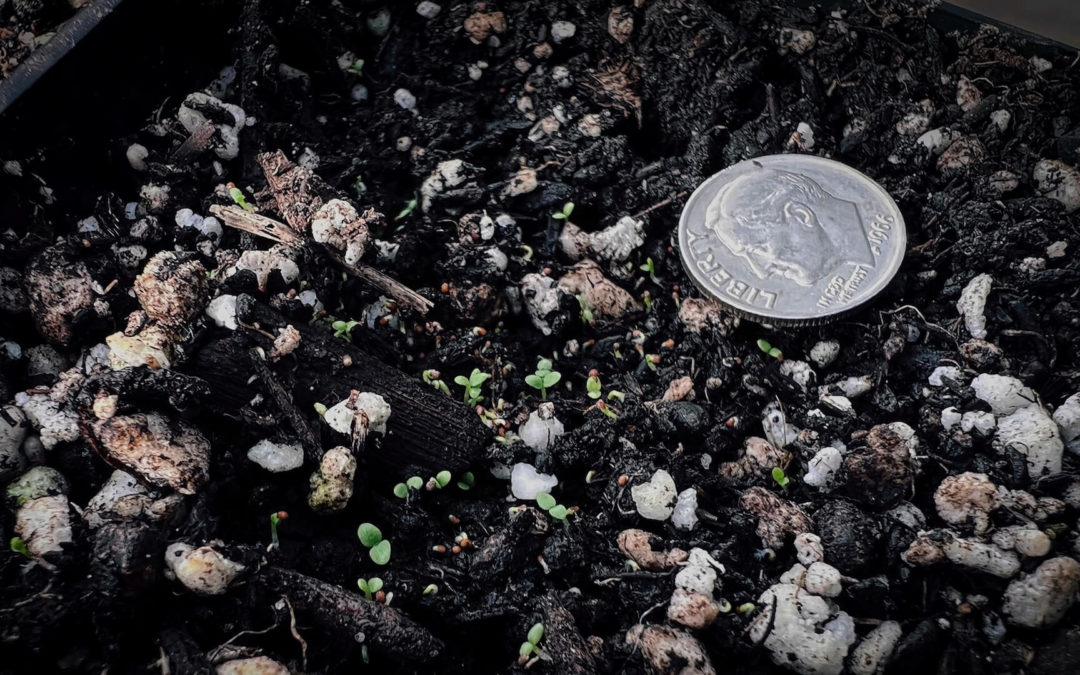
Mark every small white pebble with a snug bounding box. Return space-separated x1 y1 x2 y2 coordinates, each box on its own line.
551 20 576 44
415 1 441 19
510 463 557 500
393 88 417 110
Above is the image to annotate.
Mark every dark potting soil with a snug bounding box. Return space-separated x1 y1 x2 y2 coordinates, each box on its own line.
0 0 82 80
2 0 1080 673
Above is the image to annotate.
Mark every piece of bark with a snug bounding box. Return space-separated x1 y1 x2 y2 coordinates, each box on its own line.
248 348 322 463
258 566 443 664
257 150 331 235
538 593 598 674
233 295 486 472
158 627 213 675
210 204 433 314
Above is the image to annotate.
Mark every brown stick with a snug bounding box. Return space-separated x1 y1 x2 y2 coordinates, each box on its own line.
258 566 443 665
211 204 433 314
247 348 323 464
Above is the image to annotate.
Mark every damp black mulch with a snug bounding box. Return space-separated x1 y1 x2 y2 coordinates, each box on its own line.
2 0 1080 673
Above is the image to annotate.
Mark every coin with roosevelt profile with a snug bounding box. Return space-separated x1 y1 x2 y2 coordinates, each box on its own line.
678 155 906 324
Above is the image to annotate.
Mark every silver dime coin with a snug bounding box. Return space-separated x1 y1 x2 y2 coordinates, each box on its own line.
678 155 906 324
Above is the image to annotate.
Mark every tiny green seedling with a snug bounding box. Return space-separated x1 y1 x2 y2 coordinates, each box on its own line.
594 400 618 419
393 475 424 500
9 537 31 558
535 492 571 522
423 583 439 596
395 197 418 221
607 390 625 402
422 369 451 395
640 257 660 284
356 577 383 600
426 470 453 491
643 289 653 310
456 471 475 491
353 175 367 196
586 370 602 400
525 358 562 400
313 402 328 416
333 319 360 342
520 244 534 260
269 511 288 549
518 622 546 665
454 368 491 406
551 201 574 221
357 523 392 565
229 186 255 212
757 339 783 361
348 58 365 75
576 294 595 325
771 466 790 491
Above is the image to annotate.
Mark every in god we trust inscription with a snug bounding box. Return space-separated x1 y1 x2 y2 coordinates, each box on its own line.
678 155 906 324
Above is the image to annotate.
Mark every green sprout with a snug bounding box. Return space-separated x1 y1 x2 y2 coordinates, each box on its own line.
643 289 653 310
354 175 367 196
551 201 574 221
586 370 602 400
536 492 571 522
757 339 783 361
771 466 790 491
525 358 562 400
456 471 475 491
423 583 439 596
10 537 31 558
313 402 328 416
269 511 288 549
607 390 625 402
229 186 255 212
594 400 618 419
639 257 660 284
395 197 418 221
333 320 360 342
394 475 426 500
426 470 453 491
454 368 491 406
422 369 451 395
348 59 365 75
576 294 595 325
518 622 546 664
357 576 383 600
520 244 534 260
357 523 392 565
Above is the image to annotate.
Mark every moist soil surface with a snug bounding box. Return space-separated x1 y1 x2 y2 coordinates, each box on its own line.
2 1 1080 674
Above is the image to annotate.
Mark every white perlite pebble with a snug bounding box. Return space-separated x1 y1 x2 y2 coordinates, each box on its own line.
206 294 238 330
165 542 245 595
126 143 149 171
632 469 678 521
551 20 576 43
749 583 857 675
217 657 291 675
804 562 843 597
1033 159 1080 213
1047 241 1068 258
324 392 392 437
996 404 1063 479
956 274 993 339
928 366 963 386
308 446 357 513
848 621 902 675
837 376 873 398
762 404 800 449
671 488 698 531
941 407 962 431
83 470 175 529
15 495 73 558
795 533 825 566
917 127 958 155
589 216 644 263
1002 557 1080 628
960 411 995 435
416 1 441 19
675 554 718 595
247 440 304 472
14 391 80 450
943 537 1021 578
420 159 471 212
803 446 843 489
810 340 839 368
971 374 1037 415
518 403 565 452
393 88 417 110
1052 393 1080 453
990 109 1011 133
510 463 558 500
779 360 815 393
934 472 999 534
